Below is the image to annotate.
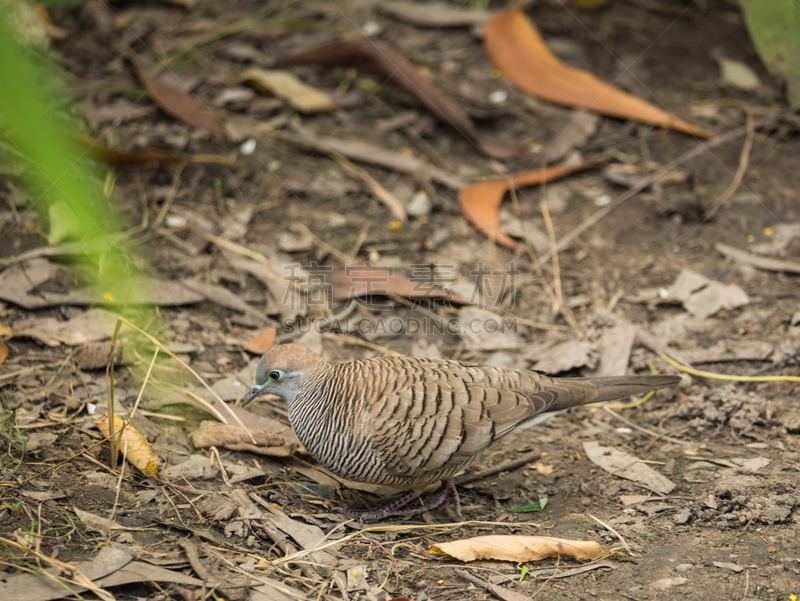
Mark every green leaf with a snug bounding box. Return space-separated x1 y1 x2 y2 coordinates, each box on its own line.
518 565 529 583
508 497 548 513
741 0 800 106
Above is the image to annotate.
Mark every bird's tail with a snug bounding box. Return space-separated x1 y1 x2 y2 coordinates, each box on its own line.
547 374 680 412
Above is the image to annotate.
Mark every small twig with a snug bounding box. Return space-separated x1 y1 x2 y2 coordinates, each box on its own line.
538 183 563 316
538 106 800 265
294 223 351 264
347 224 370 264
326 150 407 223
602 406 688 446
588 514 633 556
458 449 542 485
704 102 754 219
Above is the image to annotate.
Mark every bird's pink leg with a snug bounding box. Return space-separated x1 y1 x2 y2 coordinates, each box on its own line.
337 476 463 521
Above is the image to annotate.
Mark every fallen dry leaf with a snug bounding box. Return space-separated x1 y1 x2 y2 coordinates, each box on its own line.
243 68 335 113
458 161 596 250
331 264 470 304
191 420 300 457
130 58 226 138
95 416 159 477
0 337 7 367
683 280 750 319
11 308 118 347
485 7 713 138
584 441 675 495
713 561 744 573
244 325 277 355
0 546 204 601
74 508 123 534
274 38 523 159
431 535 610 562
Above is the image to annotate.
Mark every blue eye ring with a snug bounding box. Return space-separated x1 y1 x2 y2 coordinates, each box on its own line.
268 370 282 381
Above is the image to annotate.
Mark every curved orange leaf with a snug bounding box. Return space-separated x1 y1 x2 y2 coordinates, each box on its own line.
458 161 596 250
485 7 713 139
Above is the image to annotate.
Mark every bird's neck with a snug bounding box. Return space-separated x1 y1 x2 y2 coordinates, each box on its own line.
285 366 337 442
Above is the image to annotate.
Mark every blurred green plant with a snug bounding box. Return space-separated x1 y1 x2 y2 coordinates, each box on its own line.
0 11 136 292
0 9 178 468
741 0 800 106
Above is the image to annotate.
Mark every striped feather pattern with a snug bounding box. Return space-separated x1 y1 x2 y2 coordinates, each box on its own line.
251 344 680 489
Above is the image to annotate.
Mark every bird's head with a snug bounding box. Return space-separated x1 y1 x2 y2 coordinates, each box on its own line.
241 344 326 406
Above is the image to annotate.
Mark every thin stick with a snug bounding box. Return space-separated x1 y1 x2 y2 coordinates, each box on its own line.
327 150 407 223
538 106 800 265
458 449 542 485
589 513 633 556
705 102 754 219
539 183 563 315
603 405 687 445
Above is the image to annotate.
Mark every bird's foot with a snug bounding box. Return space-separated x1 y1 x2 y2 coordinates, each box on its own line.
335 488 424 521
336 477 462 522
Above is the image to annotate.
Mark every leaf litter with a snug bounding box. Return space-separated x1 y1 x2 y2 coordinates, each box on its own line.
4 2 800 601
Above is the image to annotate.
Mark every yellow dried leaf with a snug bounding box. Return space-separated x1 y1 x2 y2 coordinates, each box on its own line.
95 415 159 477
531 462 554 475
431 535 610 562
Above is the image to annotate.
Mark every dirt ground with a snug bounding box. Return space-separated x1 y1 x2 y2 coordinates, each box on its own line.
1 1 799 600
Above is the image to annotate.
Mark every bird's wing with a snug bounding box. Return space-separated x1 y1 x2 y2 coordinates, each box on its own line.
365 358 560 477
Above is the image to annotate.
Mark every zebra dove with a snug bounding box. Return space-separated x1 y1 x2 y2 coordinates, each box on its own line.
241 344 680 519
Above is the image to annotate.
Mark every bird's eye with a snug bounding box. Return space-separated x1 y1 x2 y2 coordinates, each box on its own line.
268 370 282 381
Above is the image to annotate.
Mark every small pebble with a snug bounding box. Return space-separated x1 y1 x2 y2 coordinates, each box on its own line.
489 90 507 103
406 190 432 217
239 138 256 155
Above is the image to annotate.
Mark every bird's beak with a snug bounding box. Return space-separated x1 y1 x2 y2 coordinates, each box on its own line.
241 384 265 407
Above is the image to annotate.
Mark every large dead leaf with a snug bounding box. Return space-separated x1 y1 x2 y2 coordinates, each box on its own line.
458 162 595 250
11 309 118 347
583 441 675 495
331 264 470 304
431 535 611 562
0 546 204 601
130 58 226 138
484 7 713 138
95 416 159 477
274 38 523 159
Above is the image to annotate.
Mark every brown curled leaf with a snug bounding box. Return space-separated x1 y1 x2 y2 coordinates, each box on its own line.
274 38 524 159
73 133 183 166
130 58 226 138
485 7 713 139
331 264 471 304
458 161 597 250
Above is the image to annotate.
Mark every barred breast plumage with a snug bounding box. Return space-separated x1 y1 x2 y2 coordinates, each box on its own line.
241 344 680 518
